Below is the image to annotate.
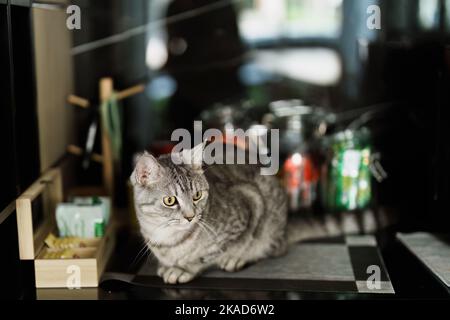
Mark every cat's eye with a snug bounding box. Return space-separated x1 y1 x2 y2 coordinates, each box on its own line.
163 196 177 207
193 191 203 202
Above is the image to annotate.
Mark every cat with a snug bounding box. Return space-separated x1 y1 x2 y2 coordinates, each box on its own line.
130 143 393 284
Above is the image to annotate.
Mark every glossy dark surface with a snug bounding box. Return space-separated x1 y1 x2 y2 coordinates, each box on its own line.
19 227 450 300
0 3 18 210
0 1 40 300
9 3 40 191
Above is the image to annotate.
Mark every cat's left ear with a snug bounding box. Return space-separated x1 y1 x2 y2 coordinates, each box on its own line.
181 141 205 173
131 152 165 186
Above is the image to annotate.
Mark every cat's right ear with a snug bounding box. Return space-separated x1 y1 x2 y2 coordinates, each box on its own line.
130 152 165 187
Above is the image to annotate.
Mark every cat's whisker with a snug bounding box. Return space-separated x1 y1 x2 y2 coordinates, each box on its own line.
197 220 214 238
145 220 178 248
197 222 217 246
199 219 219 238
131 238 154 267
131 246 147 267
201 220 226 248
201 215 220 224
168 219 180 225
198 217 219 238
197 220 224 253
142 239 157 266
145 240 156 258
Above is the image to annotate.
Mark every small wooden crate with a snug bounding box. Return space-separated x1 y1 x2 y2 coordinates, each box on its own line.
16 168 115 288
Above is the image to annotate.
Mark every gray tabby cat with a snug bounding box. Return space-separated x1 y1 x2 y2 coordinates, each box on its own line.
130 144 392 284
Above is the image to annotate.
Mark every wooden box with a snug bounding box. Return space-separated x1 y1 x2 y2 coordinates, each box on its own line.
16 168 115 288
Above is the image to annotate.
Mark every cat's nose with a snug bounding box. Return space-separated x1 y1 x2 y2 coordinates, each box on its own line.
183 212 195 222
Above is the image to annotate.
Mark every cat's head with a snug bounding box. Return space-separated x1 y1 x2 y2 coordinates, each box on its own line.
130 144 209 246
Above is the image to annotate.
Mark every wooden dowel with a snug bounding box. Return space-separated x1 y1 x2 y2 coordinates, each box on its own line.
67 144 104 163
99 78 114 198
67 94 90 108
91 153 104 163
116 84 145 100
100 78 114 103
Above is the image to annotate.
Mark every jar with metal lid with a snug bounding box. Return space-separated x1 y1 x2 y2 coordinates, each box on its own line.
321 128 372 212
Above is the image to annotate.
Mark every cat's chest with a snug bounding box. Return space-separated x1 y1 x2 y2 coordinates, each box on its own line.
152 243 200 265
151 235 220 266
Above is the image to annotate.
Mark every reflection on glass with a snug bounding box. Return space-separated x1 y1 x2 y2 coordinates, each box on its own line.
146 36 168 70
235 0 343 42
419 0 439 30
253 48 342 86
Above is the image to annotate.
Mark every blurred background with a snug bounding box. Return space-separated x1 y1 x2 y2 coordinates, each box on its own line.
1 0 450 298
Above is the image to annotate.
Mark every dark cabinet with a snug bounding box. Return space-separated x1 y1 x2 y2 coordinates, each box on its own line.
0 1 18 210
1 1 40 204
9 2 40 191
0 205 22 299
0 0 39 300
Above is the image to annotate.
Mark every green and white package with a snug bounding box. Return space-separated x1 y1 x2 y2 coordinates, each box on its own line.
71 196 111 224
56 204 105 238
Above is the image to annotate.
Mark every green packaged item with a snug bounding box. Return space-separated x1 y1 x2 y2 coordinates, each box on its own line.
56 196 110 238
72 196 111 224
323 128 372 211
94 219 105 237
56 202 107 238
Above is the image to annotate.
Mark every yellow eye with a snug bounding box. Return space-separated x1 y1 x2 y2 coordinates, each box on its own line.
193 191 203 202
163 196 177 207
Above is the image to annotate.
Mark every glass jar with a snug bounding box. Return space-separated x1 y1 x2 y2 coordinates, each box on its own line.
321 128 372 212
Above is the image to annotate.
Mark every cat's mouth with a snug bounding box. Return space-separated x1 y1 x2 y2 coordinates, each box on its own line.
146 218 199 247
164 217 199 231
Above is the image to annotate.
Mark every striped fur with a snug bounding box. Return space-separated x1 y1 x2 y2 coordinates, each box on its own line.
130 150 394 284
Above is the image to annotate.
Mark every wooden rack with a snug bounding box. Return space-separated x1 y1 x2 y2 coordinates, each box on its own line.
66 77 145 199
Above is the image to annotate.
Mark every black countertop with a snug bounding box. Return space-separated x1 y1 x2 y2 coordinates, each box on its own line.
19 228 450 300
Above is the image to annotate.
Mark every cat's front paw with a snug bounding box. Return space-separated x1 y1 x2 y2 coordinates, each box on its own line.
157 266 195 284
219 256 246 272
